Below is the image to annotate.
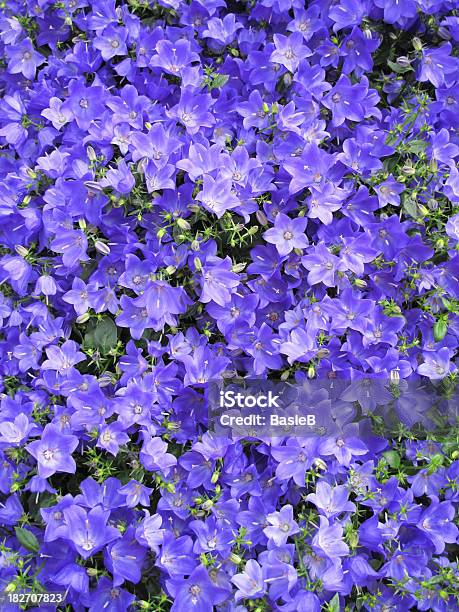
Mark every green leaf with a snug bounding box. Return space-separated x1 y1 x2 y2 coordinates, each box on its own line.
404 139 427 155
210 74 229 90
327 593 341 612
383 450 401 469
387 60 413 74
402 196 419 219
433 320 448 342
84 317 117 353
15 527 39 553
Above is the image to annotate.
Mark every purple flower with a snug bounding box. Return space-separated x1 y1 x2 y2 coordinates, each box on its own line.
232 559 266 601
417 498 458 553
270 32 311 73
264 505 300 546
63 504 120 559
374 176 404 208
41 340 86 376
196 175 240 218
167 565 229 610
50 230 89 268
199 256 239 306
322 75 367 126
26 424 79 478
307 481 356 518
7 37 44 79
418 44 457 88
312 516 349 558
93 26 128 61
417 347 456 380
150 39 199 75
302 243 345 287
264 212 308 256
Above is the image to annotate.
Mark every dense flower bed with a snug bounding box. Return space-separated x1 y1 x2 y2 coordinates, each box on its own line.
0 0 459 609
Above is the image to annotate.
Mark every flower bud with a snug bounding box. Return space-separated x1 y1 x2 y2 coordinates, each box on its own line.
15 245 28 257
232 262 246 273
194 257 202 271
176 218 191 231
283 73 292 87
211 471 219 484
86 146 96 161
202 499 214 511
78 218 87 230
396 56 411 68
316 348 330 359
438 26 451 40
5 583 16 593
156 228 167 239
94 240 111 255
412 37 423 51
165 265 176 275
256 210 268 226
314 458 327 471
86 567 98 577
76 313 90 328
229 553 242 565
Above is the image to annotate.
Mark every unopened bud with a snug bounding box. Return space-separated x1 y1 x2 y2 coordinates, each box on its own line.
15 245 28 257
314 458 327 471
94 240 110 255
438 26 451 41
194 257 202 271
191 240 200 251
402 165 416 176
427 198 438 210
98 373 114 387
229 553 242 565
86 146 96 161
354 278 367 288
165 265 176 275
256 210 268 226
78 218 87 230
262 102 270 114
211 471 219 484
156 228 167 239
307 364 315 378
283 73 292 87
396 56 411 68
247 225 259 235
76 312 90 324
5 583 16 593
176 218 191 231
412 37 423 51
202 499 214 511
232 262 246 273
316 348 330 359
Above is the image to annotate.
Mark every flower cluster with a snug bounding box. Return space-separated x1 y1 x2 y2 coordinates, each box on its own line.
0 0 458 610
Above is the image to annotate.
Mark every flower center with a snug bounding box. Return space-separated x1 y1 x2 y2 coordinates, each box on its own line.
283 230 293 240
43 449 55 461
